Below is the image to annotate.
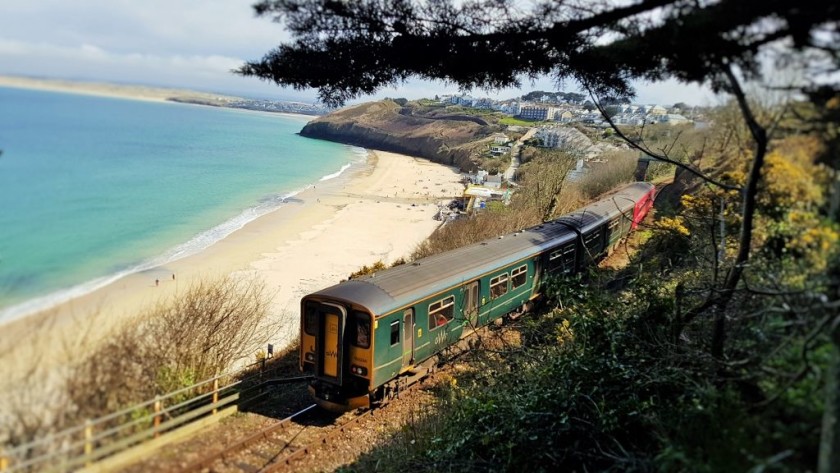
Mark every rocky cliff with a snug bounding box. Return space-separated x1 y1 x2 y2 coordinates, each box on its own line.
300 101 498 170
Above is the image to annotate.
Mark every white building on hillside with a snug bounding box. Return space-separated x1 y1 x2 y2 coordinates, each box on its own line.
493 133 510 144
535 126 594 151
519 104 559 121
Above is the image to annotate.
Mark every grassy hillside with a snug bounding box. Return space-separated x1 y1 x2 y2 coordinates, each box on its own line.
301 100 507 170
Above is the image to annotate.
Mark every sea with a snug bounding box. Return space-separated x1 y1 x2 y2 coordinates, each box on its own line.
0 86 363 325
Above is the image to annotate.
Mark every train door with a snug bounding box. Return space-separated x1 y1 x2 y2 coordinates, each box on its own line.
318 302 346 382
402 309 415 367
464 281 479 327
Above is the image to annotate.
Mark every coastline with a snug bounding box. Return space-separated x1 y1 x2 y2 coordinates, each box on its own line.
0 150 464 384
0 75 324 119
0 74 226 104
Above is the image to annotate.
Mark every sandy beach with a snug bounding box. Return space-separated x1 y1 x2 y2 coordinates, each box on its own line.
0 75 465 414
0 149 464 390
0 74 243 104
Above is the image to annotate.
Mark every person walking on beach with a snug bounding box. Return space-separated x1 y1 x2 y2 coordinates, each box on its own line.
155 279 159 287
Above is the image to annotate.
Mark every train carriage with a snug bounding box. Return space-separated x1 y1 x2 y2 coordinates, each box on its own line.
301 182 655 411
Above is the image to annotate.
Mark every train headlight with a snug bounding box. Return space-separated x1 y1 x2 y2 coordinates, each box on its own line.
305 352 315 362
351 365 368 376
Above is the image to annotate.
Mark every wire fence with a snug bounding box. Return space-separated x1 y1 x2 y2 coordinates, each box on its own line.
0 356 282 473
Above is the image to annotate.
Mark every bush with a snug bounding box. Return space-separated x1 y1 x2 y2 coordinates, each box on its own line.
62 275 274 423
348 270 827 472
412 205 540 259
577 151 638 199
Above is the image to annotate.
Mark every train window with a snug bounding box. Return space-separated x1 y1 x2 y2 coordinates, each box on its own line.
562 244 576 270
303 302 318 336
390 320 400 346
584 231 601 253
490 273 509 299
353 312 371 349
511 265 528 289
428 296 455 330
549 243 576 273
549 249 563 271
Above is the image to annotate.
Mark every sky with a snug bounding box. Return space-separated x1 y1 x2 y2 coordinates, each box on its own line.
0 0 718 106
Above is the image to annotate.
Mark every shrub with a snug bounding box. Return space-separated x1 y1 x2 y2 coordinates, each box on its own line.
577 151 638 199
62 275 274 423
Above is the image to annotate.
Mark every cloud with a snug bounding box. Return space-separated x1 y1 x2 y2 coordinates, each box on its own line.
0 1 720 106
0 37 310 100
633 78 718 106
0 0 286 58
0 38 239 74
0 1 306 99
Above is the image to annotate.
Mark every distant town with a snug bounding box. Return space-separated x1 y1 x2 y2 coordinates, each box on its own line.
187 89 701 126
435 90 699 127
169 96 330 116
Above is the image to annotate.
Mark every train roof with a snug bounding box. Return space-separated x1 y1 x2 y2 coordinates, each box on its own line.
308 182 654 316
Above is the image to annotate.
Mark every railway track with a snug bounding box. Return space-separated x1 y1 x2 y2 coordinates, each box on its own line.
169 366 451 473
125 328 487 473
172 400 378 473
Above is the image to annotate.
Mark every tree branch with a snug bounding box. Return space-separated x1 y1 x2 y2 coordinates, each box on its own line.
589 90 741 191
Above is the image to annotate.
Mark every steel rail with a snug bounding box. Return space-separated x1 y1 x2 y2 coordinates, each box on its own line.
258 407 375 473
172 403 318 473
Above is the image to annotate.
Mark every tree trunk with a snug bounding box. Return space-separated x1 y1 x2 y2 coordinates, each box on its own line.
819 318 840 473
709 68 769 360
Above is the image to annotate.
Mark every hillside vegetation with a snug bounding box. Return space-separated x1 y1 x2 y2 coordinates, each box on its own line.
301 100 512 171
342 101 839 472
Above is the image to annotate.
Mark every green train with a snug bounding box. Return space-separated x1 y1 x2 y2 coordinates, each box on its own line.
300 182 656 411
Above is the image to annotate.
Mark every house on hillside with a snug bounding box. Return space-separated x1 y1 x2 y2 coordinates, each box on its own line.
536 126 594 150
490 144 512 155
463 169 489 185
499 100 521 115
449 95 475 107
493 133 510 144
643 104 667 115
474 98 494 109
485 174 503 188
659 113 692 125
556 110 575 123
613 113 645 126
579 112 605 125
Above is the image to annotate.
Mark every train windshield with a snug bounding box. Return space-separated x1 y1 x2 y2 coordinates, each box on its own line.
303 304 318 335
352 312 371 348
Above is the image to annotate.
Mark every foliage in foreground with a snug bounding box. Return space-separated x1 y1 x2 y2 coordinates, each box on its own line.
346 125 837 471
347 270 830 472
60 275 275 426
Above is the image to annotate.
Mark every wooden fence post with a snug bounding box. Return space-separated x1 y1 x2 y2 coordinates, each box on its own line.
84 419 93 467
212 378 219 415
154 396 162 439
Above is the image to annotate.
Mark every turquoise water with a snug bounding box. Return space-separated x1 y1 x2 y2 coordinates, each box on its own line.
0 86 361 322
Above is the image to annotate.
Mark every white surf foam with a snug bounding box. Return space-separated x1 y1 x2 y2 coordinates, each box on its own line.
0 156 367 327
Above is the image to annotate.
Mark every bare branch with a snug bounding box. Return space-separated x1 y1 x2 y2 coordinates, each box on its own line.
588 90 741 191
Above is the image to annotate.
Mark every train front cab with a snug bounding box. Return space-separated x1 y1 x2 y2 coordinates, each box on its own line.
301 298 374 412
632 187 656 229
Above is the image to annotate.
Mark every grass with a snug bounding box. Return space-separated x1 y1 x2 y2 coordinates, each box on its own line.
498 116 545 126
